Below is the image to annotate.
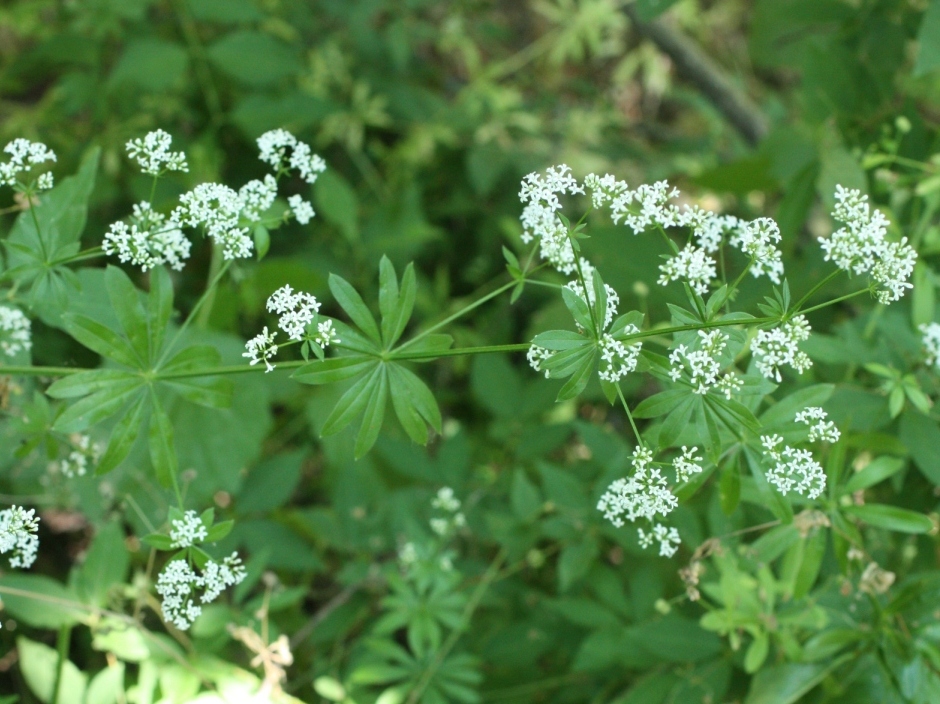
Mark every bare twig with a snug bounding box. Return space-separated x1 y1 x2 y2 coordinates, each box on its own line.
625 4 768 145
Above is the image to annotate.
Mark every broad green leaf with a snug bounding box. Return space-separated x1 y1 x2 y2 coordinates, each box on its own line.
556 351 596 401
760 385 835 427
561 285 594 332
292 356 376 385
381 261 416 348
207 30 300 86
315 168 359 242
96 391 146 475
205 520 234 542
745 659 845 704
329 273 382 344
915 0 940 75
160 344 223 374
110 38 187 91
149 398 179 489
53 380 144 433
62 314 142 368
18 636 87 704
793 528 826 599
843 504 934 534
542 344 594 378
899 409 940 484
719 459 741 515
532 329 589 351
105 265 149 362
378 256 400 326
253 223 270 259
802 629 866 662
76 523 129 607
659 395 696 448
147 266 174 357
389 364 441 444
356 365 389 458
744 632 769 674
47 369 139 399
749 524 800 563
164 376 233 408
0 574 84 628
322 365 382 436
634 389 689 418
85 663 125 704
843 456 905 494
558 539 599 591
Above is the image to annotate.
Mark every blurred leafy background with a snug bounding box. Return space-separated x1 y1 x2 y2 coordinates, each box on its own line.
3 0 940 702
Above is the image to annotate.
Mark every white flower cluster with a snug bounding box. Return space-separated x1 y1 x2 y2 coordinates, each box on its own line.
750 315 812 383
669 329 741 398
729 217 784 284
169 510 208 548
243 326 278 373
526 344 553 378
0 505 39 569
257 129 327 184
156 553 246 631
566 259 620 330
0 305 31 357
638 523 681 558
173 182 254 260
761 434 826 499
238 174 278 222
288 194 315 225
267 285 321 341
658 245 717 295
673 446 704 483
430 487 466 536
820 186 917 304
795 407 841 444
598 332 641 383
584 175 707 236
55 434 101 478
102 201 191 271
920 322 940 371
597 448 678 527
125 130 188 175
519 164 585 274
0 139 56 188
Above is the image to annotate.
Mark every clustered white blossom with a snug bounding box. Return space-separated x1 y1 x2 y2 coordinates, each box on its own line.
267 285 321 341
238 175 278 222
597 449 678 526
0 505 40 569
156 553 246 630
920 322 940 371
169 510 208 548
598 332 641 383
430 487 466 536
102 202 191 271
820 185 917 304
638 523 682 558
55 434 101 478
526 344 553 378
125 130 188 175
750 315 812 383
669 329 741 398
0 139 56 188
673 446 704 483
658 244 717 295
519 165 584 274
761 434 826 499
567 259 620 330
584 175 708 236
795 407 841 444
257 129 327 184
314 319 340 348
243 326 278 373
0 305 31 357
173 182 254 260
288 194 315 225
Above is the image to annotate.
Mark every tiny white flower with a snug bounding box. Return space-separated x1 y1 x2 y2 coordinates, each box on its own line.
288 194 315 225
673 446 703 483
125 130 188 175
169 510 208 548
432 487 461 513
156 552 246 631
172 183 253 260
36 172 54 191
238 174 278 222
256 129 326 183
314 319 340 348
519 165 585 274
0 306 31 358
921 322 940 371
55 434 101 478
526 344 553 379
658 245 717 295
0 506 40 569
750 315 812 382
669 329 739 398
597 448 678 528
243 327 278 373
795 407 840 443
102 202 191 271
729 217 784 284
760 435 825 499
638 523 681 557
598 332 641 383
266 285 321 341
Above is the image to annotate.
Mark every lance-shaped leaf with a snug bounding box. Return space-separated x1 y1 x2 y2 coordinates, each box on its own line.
149 395 179 489
532 330 588 351
147 266 174 358
96 391 147 475
105 265 149 363
62 314 142 369
53 377 145 433
329 273 382 345
389 363 442 445
556 350 596 401
397 334 454 362
379 257 416 349
47 369 140 399
561 285 595 333
321 363 383 436
355 365 389 458
293 356 377 385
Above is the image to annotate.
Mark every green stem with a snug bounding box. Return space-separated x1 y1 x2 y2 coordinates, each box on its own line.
28 199 47 261
790 269 843 314
617 384 644 448
407 549 507 704
196 244 224 329
157 259 231 368
798 288 869 315
713 256 755 314
51 624 72 704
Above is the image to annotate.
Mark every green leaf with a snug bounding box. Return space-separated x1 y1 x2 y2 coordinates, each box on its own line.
0 574 84 628
62 314 141 368
634 389 689 418
843 504 934 534
53 380 144 433
397 334 454 361
46 369 139 399
110 38 188 91
915 0 940 75
793 529 826 599
532 329 590 351
85 663 125 704
541 345 594 378
355 365 389 458
388 364 441 445
556 350 596 401
141 534 174 550
205 520 234 542
561 286 594 332
253 223 270 260
163 377 233 409
207 30 300 86
160 344 223 374
744 632 769 674
105 265 149 362
147 266 174 357
321 364 382 436
511 470 542 522
558 539 599 592
659 395 696 448
745 659 846 704
18 636 87 704
381 261 416 348
760 384 835 427
899 409 940 484
76 523 129 607
149 398 179 489
329 274 382 345
843 457 905 494
96 391 146 475
293 356 376 385
315 169 359 242
719 460 741 515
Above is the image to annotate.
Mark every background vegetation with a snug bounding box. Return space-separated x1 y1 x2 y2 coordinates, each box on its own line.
2 0 940 702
